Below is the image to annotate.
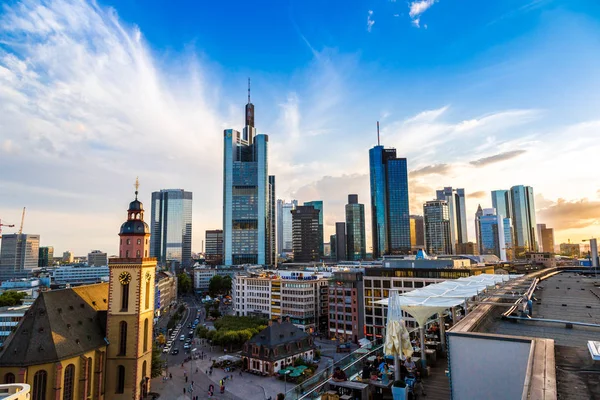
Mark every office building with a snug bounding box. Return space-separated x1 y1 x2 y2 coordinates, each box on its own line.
345 194 366 261
410 215 425 249
510 185 538 254
38 246 53 268
0 305 29 346
155 271 177 316
436 187 468 253
304 201 324 256
53 265 110 284
150 189 193 266
223 86 274 266
335 222 347 262
233 270 331 333
205 229 224 265
456 242 478 255
62 250 74 264
0 234 39 280
268 176 276 266
369 143 411 258
536 224 555 253
291 206 320 263
559 242 580 258
193 266 241 292
423 200 452 255
88 250 108 266
476 208 513 261
491 190 511 219
330 234 337 260
276 199 298 257
475 204 483 251
328 271 364 343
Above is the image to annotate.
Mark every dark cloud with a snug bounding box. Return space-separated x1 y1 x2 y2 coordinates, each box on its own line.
468 191 486 199
538 198 600 230
409 164 453 178
469 150 526 167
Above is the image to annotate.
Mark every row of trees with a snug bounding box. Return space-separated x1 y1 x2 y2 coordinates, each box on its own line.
196 316 267 350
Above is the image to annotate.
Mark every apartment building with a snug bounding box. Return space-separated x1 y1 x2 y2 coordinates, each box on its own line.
328 271 364 343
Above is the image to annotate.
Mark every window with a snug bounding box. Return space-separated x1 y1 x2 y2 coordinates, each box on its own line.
119 321 127 356
136 250 140 257
116 366 125 394
145 280 150 309
126 239 130 245
4 373 14 384
121 283 129 311
137 239 141 245
142 361 147 379
33 370 47 400
143 319 149 352
63 364 75 400
86 357 93 395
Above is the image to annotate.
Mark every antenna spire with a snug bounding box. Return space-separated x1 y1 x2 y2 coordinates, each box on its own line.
134 177 140 199
248 78 251 103
377 121 380 146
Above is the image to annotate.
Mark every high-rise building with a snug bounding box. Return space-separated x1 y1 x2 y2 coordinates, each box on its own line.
510 185 538 254
291 206 320 263
536 224 555 253
149 189 193 266
335 222 347 262
88 250 108 266
38 246 53 268
475 204 483 250
409 215 425 248
423 200 452 255
268 176 276 266
369 144 410 258
223 85 274 266
304 201 324 257
328 271 364 343
277 200 298 257
0 234 40 279
330 234 337 260
476 208 513 261
62 250 74 264
436 187 468 253
491 190 512 219
345 194 366 261
205 230 224 265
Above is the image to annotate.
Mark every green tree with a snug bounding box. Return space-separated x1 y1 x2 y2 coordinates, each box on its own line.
221 275 232 294
209 309 222 319
208 275 223 297
0 291 26 307
177 273 192 294
151 345 163 378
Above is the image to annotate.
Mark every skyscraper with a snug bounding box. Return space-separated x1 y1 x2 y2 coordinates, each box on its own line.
268 176 276 266
435 187 468 253
304 200 324 257
291 205 320 262
476 208 513 261
491 190 512 219
223 83 274 266
345 194 366 261
38 246 53 268
335 222 347 262
410 215 425 248
277 199 298 257
0 234 40 279
536 224 555 253
423 200 452 255
150 189 193 266
369 142 410 258
205 229 224 265
510 185 538 254
475 204 483 251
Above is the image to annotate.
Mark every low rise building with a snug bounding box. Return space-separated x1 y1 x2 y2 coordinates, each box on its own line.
193 266 241 292
155 271 177 316
525 252 556 268
52 265 109 284
328 271 364 343
241 320 316 376
87 250 108 266
560 242 580 258
0 305 29 346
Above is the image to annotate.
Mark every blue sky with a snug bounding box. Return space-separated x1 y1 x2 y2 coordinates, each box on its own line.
1 0 600 255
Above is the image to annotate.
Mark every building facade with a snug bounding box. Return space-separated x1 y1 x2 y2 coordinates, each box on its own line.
0 305 28 346
410 215 425 249
304 201 324 257
423 200 452 255
193 266 240 292
536 224 555 253
155 271 177 316
328 271 364 343
345 195 366 261
559 243 580 258
0 234 40 280
277 200 298 258
62 251 74 264
150 189 193 267
291 206 320 263
510 185 538 254
491 190 512 219
223 89 274 266
476 208 513 261
37 246 53 268
53 265 110 284
436 187 468 254
369 145 411 258
268 176 276 267
88 250 108 266
205 229 224 265
335 223 347 262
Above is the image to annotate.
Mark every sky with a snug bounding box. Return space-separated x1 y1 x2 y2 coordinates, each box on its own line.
1 0 600 256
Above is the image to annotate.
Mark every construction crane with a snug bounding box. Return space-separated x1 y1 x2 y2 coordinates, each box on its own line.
0 219 15 239
18 207 26 235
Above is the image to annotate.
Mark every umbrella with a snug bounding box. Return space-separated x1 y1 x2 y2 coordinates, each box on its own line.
384 291 413 359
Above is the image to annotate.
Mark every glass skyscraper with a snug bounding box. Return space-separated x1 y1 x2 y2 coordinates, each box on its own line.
291 205 320 262
345 194 366 261
277 199 297 257
477 208 513 261
491 190 512 219
150 189 193 266
223 87 275 266
0 234 40 280
435 187 468 253
423 200 452 255
304 200 324 257
369 145 410 258
510 185 538 253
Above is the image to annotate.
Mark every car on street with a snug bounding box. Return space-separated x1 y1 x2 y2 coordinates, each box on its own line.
183 343 191 349
180 335 185 341
171 348 179 355
162 347 170 353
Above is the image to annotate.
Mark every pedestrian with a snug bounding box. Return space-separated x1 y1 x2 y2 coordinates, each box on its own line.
220 385 225 394
185 376 188 383
169 373 172 380
192 381 194 387
183 388 186 394
239 370 243 377
196 367 199 373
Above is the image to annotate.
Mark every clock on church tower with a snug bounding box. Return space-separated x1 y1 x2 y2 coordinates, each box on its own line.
106 178 157 399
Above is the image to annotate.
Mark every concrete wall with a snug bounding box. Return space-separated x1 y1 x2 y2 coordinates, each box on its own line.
448 333 531 400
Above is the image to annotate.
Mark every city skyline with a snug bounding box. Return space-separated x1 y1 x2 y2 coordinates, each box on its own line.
1 0 600 255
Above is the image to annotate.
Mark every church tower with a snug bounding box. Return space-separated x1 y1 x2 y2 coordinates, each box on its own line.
106 179 156 399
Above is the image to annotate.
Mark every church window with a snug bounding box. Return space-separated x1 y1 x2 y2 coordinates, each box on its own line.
121 283 129 311
63 364 75 400
143 319 149 352
145 280 150 309
116 366 125 394
4 373 14 384
126 239 130 245
137 239 141 245
86 357 93 395
125 250 129 258
136 250 140 257
33 370 47 400
119 321 127 356
142 361 147 378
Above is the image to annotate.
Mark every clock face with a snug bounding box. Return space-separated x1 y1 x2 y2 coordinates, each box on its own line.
145 272 152 282
119 271 132 285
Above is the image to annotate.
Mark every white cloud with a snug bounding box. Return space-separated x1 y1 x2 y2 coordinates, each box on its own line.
408 0 438 27
367 10 375 32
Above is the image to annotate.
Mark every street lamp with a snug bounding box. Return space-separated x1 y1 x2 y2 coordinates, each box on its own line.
582 238 598 278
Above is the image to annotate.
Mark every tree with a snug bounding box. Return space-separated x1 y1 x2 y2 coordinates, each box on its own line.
177 273 192 294
0 291 26 307
151 345 163 378
156 333 166 346
208 275 233 297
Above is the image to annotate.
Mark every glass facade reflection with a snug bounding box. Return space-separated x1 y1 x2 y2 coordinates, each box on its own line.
0 234 40 279
345 194 366 261
369 146 411 258
510 185 537 253
304 201 324 256
277 199 297 256
436 187 468 253
476 208 514 261
491 190 511 219
423 200 452 255
150 189 193 266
